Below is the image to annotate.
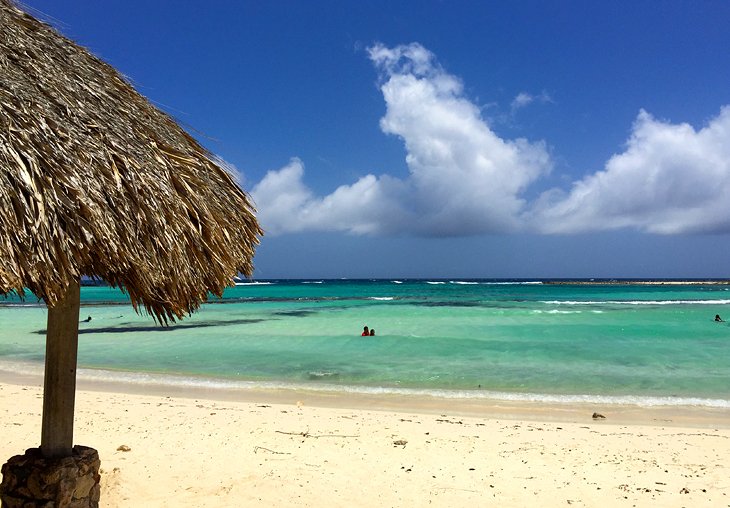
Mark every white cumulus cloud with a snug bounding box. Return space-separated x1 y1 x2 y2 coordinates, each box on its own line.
251 158 404 235
253 42 552 237
532 107 730 234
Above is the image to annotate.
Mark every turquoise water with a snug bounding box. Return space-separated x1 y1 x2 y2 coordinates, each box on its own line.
1 279 729 406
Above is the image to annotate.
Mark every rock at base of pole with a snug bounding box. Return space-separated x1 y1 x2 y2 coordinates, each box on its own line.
0 445 100 508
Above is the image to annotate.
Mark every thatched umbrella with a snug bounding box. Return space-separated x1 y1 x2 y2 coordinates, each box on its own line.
1 0 261 502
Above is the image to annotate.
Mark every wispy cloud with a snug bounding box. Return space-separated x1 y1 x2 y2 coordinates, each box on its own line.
251 43 730 238
510 90 552 113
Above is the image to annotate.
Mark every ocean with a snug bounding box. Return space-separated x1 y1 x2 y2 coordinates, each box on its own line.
1 279 729 407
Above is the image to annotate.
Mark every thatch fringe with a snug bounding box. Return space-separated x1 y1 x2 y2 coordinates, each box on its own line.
0 0 262 323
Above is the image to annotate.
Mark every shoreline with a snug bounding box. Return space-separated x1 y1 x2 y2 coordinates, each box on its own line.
3 360 730 407
2 368 729 429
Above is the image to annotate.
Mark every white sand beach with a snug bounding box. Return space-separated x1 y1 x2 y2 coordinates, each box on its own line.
1 376 729 507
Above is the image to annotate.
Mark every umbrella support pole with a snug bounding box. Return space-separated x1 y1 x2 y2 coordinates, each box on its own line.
41 280 81 458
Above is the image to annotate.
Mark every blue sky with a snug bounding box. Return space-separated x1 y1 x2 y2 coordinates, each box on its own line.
22 1 730 278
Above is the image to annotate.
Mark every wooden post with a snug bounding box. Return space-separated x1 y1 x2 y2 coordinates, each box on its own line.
41 280 81 458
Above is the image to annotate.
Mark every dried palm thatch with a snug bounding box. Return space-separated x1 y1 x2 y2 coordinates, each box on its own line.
0 0 262 323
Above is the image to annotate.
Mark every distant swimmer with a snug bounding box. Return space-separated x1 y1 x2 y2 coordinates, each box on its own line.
81 315 92 323
715 314 724 322
369 329 375 336
362 326 370 336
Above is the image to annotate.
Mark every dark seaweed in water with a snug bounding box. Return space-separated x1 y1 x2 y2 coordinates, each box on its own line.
33 318 267 335
273 310 318 317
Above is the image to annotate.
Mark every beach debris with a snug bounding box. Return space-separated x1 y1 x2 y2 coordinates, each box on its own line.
592 412 606 419
276 429 360 439
436 418 463 424
277 429 310 438
254 446 290 455
393 439 408 447
116 445 131 452
680 487 690 494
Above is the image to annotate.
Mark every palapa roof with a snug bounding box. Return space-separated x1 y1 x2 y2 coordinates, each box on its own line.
0 0 262 322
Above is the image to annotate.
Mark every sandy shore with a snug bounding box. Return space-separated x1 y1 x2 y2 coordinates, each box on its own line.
1 376 729 507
